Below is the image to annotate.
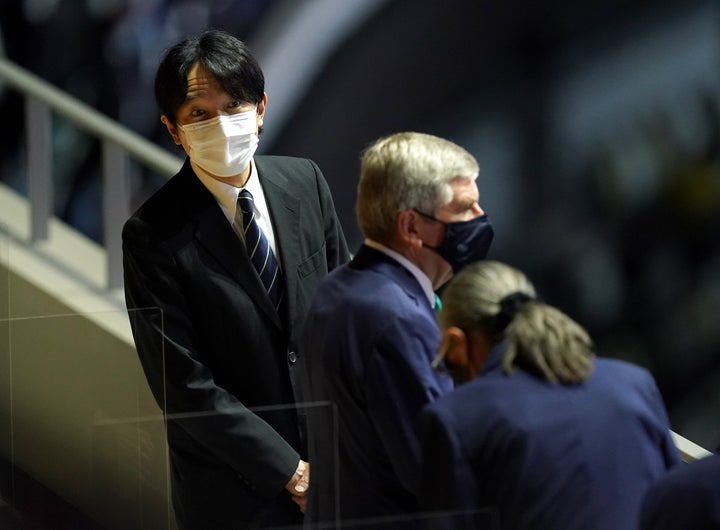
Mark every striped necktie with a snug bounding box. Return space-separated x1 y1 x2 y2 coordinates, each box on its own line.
237 189 284 311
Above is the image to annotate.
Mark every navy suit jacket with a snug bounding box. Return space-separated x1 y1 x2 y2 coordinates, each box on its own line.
300 244 454 528
640 452 720 530
122 156 349 529
419 342 681 530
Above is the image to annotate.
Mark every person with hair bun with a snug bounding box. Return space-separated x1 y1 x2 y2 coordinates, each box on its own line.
419 260 681 530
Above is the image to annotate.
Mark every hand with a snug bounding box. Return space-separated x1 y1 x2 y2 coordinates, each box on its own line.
291 493 307 513
285 459 310 513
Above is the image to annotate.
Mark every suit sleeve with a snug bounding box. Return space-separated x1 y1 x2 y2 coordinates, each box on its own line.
122 217 299 498
640 370 682 469
420 404 489 529
364 309 453 496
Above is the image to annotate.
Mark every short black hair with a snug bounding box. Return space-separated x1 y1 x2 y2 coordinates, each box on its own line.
154 29 265 126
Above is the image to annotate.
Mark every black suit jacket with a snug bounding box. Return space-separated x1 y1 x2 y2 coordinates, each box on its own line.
122 156 350 529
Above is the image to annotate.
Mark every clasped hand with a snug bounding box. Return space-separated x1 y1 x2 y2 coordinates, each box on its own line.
285 459 310 513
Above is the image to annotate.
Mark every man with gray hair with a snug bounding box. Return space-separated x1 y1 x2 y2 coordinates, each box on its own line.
300 132 494 528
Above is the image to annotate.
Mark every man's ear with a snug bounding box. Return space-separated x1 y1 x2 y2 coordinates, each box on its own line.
256 92 268 129
161 115 182 145
443 326 469 367
396 209 425 248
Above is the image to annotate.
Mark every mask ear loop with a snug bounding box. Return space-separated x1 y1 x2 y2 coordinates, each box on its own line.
413 209 446 252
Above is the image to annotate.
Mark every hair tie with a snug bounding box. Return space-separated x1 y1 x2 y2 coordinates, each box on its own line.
495 292 533 331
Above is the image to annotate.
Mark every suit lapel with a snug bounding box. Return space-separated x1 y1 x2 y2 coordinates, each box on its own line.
256 158 302 326
180 163 283 329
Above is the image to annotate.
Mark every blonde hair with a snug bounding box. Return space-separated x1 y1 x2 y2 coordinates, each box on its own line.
356 132 479 244
440 260 594 384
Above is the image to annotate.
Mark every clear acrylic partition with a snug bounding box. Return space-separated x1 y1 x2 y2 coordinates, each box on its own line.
310 510 500 529
298 401 499 530
0 229 11 524
0 265 497 530
3 307 171 530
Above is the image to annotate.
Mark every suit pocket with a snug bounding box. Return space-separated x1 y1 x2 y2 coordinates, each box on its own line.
297 243 327 279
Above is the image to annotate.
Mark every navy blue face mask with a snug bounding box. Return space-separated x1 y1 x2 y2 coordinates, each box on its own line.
416 211 495 273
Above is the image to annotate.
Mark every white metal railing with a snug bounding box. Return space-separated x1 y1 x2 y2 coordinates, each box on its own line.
671 431 713 462
0 57 183 289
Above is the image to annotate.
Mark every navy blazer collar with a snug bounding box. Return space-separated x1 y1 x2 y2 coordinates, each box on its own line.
351 244 432 314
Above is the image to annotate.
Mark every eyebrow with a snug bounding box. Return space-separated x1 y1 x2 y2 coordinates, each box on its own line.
183 91 205 102
458 197 479 209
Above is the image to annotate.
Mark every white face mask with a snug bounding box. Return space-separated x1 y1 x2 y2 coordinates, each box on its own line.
179 109 259 177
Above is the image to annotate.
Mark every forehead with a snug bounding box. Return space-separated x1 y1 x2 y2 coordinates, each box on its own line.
450 177 479 201
185 63 224 97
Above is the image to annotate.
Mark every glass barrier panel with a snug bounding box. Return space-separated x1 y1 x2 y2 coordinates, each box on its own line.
325 508 501 529
0 228 13 525
2 295 500 530
6 308 170 530
297 401 500 530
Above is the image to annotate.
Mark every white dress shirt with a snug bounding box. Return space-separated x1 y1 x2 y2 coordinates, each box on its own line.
195 159 279 255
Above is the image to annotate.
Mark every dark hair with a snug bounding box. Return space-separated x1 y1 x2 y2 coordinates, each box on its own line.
154 29 265 125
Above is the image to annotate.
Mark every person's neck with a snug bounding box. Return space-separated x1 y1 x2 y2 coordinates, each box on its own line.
381 240 420 269
396 242 450 290
468 329 493 378
382 240 446 290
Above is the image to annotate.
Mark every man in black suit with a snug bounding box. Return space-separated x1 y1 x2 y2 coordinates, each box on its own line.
122 29 350 529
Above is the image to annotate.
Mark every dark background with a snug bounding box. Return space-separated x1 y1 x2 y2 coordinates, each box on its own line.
1 0 719 450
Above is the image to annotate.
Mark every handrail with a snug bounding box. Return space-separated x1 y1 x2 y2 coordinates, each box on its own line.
0 58 181 176
0 57 183 289
671 431 713 462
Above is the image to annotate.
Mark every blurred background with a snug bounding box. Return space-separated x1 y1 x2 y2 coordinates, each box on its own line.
0 0 718 454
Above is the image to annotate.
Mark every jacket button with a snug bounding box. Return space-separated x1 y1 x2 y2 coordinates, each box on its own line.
288 351 297 364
